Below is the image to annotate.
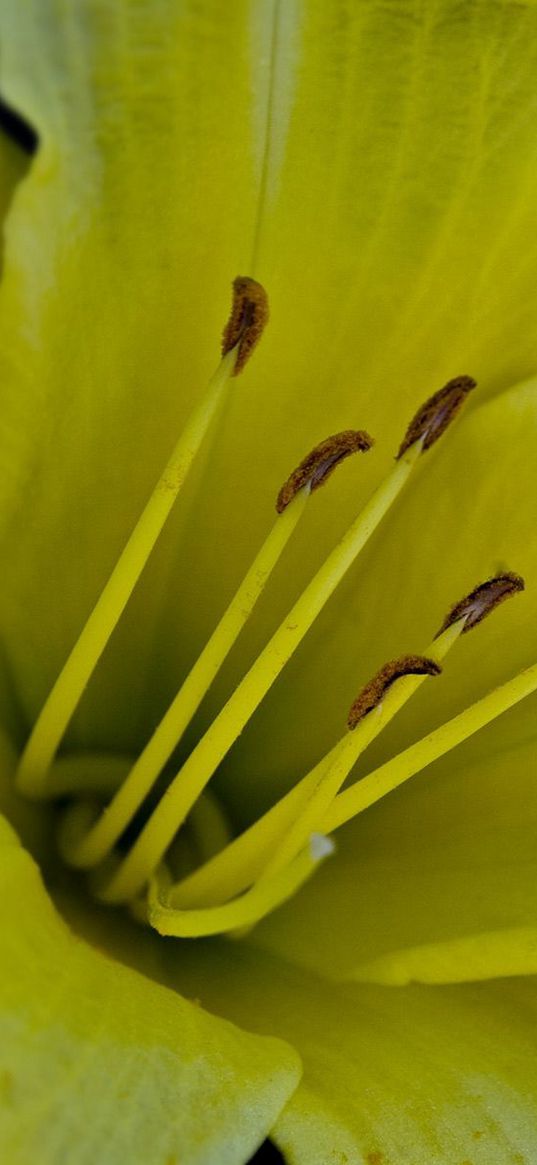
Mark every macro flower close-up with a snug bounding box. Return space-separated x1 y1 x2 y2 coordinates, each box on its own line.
2 1 537 1162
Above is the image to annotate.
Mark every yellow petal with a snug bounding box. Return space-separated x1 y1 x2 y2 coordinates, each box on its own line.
0 821 300 1164
172 940 537 1165
1 2 537 760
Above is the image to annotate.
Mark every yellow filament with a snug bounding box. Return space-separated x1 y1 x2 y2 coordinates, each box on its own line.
169 761 326 908
62 487 309 869
45 753 133 798
168 620 460 912
156 629 537 943
259 622 461 882
324 658 537 833
171 646 537 916
148 836 334 938
181 788 233 864
100 441 422 904
16 350 237 799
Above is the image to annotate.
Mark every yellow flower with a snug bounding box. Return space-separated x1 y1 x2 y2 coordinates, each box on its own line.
2 2 537 1162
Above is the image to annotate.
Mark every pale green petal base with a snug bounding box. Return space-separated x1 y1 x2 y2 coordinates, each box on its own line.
173 941 537 1165
0 822 300 1165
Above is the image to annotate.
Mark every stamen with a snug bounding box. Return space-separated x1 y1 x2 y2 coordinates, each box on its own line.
186 789 234 865
148 835 334 938
347 655 442 729
168 758 325 909
240 629 460 897
97 383 473 905
168 621 461 912
15 279 268 800
238 577 528 889
221 276 269 374
435 572 524 637
43 753 132 798
167 568 519 914
276 430 373 513
397 375 477 458
97 442 422 904
62 429 369 871
325 658 537 834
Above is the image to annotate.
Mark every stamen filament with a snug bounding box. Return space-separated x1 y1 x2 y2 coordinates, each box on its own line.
148 835 334 938
186 788 234 864
99 440 423 903
259 634 456 882
169 621 460 910
16 349 238 799
324 657 537 833
45 753 132 798
171 606 536 910
61 486 309 869
168 761 325 908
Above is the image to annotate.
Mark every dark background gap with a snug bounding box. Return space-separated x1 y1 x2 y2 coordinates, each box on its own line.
0 95 38 155
249 1141 285 1163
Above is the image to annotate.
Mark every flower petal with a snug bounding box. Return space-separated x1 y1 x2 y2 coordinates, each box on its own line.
172 940 537 1165
0 820 300 1165
1 3 537 753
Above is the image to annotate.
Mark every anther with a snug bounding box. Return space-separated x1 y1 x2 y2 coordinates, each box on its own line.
435 572 525 637
348 655 442 728
397 375 477 459
276 430 374 513
221 276 269 374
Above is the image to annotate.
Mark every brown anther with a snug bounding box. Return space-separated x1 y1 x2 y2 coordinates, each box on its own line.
347 654 442 729
397 375 477 459
435 572 525 638
221 276 269 375
276 430 374 513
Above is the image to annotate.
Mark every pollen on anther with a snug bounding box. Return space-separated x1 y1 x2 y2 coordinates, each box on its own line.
221 276 269 375
348 655 442 728
397 375 477 459
436 572 525 637
276 430 374 513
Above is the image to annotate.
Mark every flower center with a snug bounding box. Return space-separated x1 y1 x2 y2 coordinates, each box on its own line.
13 278 536 939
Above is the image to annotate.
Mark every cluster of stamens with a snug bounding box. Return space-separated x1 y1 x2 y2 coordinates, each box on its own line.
14 277 536 939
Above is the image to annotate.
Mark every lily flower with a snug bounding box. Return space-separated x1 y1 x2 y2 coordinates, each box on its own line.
2 2 537 1163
